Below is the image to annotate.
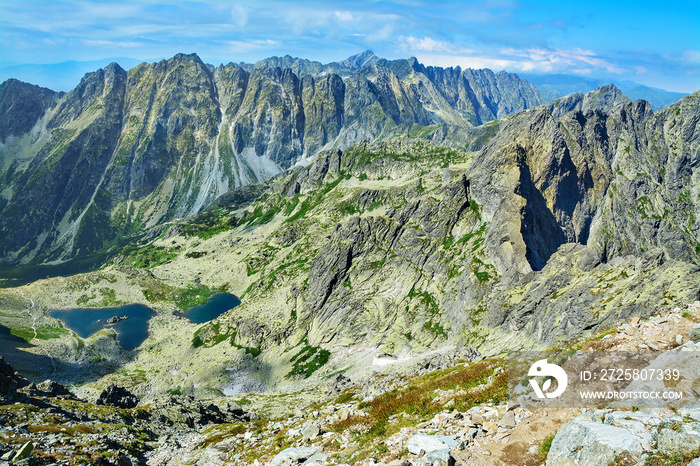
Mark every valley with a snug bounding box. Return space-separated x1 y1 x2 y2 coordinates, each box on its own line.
0 51 699 465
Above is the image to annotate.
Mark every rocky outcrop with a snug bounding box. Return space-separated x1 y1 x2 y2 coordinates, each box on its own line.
0 79 59 142
96 383 139 408
186 87 699 362
18 379 73 398
0 355 27 400
547 407 700 466
0 358 258 465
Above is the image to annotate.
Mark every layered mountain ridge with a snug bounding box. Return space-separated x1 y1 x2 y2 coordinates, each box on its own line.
0 51 542 266
3 84 697 397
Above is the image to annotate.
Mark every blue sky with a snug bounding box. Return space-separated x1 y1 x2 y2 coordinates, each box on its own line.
1 0 699 92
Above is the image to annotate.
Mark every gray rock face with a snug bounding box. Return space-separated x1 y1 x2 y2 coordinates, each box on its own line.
0 356 28 400
548 407 700 465
269 446 322 466
407 433 463 454
195 101 700 357
96 384 139 409
0 79 59 142
546 419 650 465
689 323 700 343
656 422 700 455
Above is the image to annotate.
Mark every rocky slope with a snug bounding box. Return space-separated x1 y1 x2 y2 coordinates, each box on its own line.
2 302 700 465
174 85 700 370
0 51 542 265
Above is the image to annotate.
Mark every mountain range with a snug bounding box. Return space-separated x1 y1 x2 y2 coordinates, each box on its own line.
0 51 543 267
521 73 688 110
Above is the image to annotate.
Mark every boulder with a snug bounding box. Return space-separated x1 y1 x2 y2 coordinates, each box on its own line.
423 449 455 466
656 422 700 455
15 442 33 461
546 419 650 465
96 384 139 409
498 411 516 429
269 446 322 466
407 434 463 455
690 324 700 343
327 374 352 397
0 356 27 396
301 423 321 441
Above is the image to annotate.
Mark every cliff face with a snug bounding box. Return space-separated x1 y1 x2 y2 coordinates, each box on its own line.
0 52 542 265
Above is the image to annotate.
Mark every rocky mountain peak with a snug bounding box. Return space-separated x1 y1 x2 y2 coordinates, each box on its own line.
547 82 632 117
339 49 380 69
0 78 59 142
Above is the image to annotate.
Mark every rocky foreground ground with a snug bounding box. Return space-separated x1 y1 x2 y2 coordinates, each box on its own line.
0 302 699 465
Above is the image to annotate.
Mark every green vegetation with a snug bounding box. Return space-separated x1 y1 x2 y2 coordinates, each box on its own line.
407 124 439 139
330 359 506 442
181 207 238 239
423 321 447 337
244 203 283 227
192 323 228 348
642 449 700 466
369 258 386 270
192 324 261 355
285 178 343 223
0 321 69 343
174 284 217 310
121 244 179 269
34 326 71 340
8 326 36 343
286 338 331 379
143 282 220 310
539 433 556 460
408 288 439 316
443 235 454 250
344 142 463 173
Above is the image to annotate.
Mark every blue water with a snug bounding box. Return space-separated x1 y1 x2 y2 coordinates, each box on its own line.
49 304 156 351
180 292 241 324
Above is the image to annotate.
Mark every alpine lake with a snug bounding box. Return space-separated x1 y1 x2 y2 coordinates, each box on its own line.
49 292 240 351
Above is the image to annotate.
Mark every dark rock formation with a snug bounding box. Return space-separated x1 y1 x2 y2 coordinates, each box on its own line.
96 384 139 409
0 356 28 400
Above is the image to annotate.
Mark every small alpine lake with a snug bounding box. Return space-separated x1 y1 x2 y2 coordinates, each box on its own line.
177 292 241 324
49 292 241 350
49 304 156 351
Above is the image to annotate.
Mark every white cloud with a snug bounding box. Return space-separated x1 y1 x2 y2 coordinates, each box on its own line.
225 39 278 53
682 50 700 65
334 11 354 22
367 23 395 42
401 36 628 75
82 39 142 48
400 36 472 54
231 5 249 29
